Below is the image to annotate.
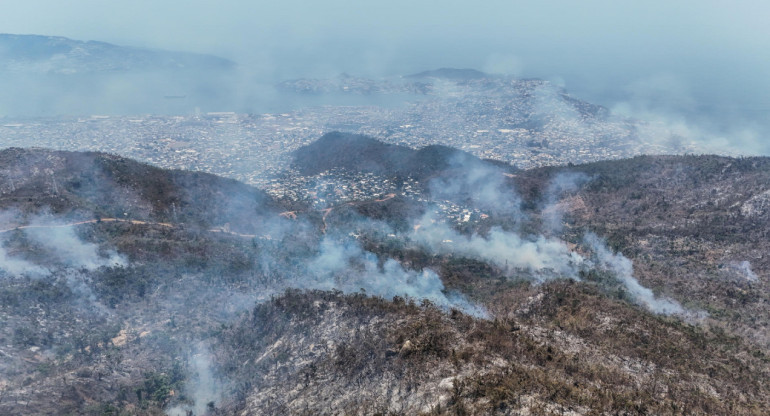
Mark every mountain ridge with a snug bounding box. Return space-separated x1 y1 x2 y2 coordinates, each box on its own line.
0 33 235 74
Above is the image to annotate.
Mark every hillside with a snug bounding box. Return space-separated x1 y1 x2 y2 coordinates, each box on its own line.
0 148 282 232
1 143 770 414
515 155 770 346
298 136 770 349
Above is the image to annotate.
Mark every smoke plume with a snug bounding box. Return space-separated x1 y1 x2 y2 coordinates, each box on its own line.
584 232 684 315
303 235 487 317
25 225 126 270
411 211 583 281
541 172 590 234
428 154 520 217
166 344 223 416
0 236 48 277
730 260 758 282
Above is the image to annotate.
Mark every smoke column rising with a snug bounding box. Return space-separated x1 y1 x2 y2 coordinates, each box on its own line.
25 225 127 270
584 232 684 315
166 344 223 416
303 236 487 317
541 172 590 235
411 211 583 281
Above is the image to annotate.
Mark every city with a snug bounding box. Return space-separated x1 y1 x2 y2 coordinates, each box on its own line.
1 76 701 188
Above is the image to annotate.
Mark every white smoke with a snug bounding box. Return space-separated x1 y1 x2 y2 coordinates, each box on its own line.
406 212 689 316
411 211 583 281
611 74 767 156
420 158 587 281
418 154 690 316
730 260 758 282
0 214 125 316
0 209 49 277
483 53 524 77
303 236 487 317
166 344 223 416
0 237 49 277
0 212 127 305
584 232 684 315
541 172 590 235
428 154 520 217
25 225 127 270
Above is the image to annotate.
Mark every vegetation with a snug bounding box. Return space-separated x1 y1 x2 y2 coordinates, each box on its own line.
213 288 770 414
3 148 770 414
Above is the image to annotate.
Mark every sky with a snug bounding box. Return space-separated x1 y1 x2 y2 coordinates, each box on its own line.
2 0 769 138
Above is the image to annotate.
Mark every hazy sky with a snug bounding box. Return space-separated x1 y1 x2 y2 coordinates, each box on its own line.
2 0 769 132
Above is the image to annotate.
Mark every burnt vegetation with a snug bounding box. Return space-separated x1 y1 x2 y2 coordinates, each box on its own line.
2 145 770 414
213 288 770 415
515 155 770 348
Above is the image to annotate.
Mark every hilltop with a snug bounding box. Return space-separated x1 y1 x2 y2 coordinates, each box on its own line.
292 131 509 179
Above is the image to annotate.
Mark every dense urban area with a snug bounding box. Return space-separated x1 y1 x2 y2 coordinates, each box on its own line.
1 76 702 210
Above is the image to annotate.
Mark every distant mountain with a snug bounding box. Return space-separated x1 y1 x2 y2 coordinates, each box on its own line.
0 34 242 116
0 34 235 75
406 67 489 80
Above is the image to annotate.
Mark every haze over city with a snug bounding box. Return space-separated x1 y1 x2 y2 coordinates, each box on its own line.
2 0 769 148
